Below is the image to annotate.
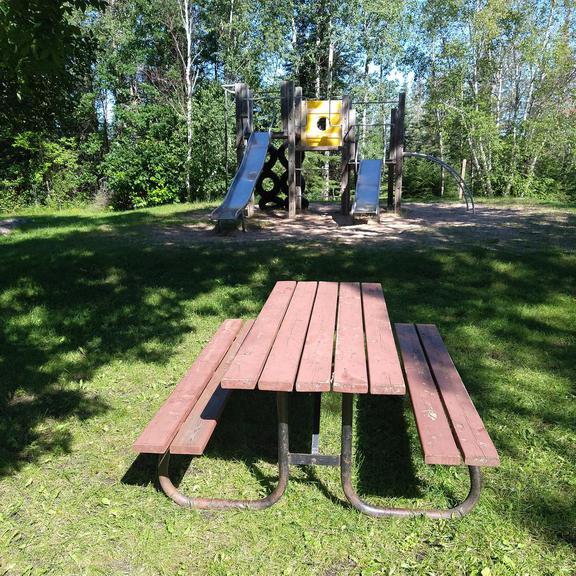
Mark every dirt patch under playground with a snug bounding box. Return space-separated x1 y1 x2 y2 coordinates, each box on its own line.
154 202 576 251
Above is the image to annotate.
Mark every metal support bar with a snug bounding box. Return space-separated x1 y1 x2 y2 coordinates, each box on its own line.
311 393 321 454
393 93 405 213
289 453 340 467
352 122 392 128
158 392 290 510
155 391 483 518
339 394 483 518
352 99 398 106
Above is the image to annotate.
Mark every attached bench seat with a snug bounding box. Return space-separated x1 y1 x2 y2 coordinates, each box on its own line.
395 323 499 468
133 319 254 456
133 318 291 511
340 323 499 519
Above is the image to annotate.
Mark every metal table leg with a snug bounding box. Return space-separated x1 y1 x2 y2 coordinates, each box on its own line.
158 392 290 510
340 393 482 519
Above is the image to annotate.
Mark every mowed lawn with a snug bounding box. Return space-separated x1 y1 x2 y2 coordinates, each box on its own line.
0 205 574 576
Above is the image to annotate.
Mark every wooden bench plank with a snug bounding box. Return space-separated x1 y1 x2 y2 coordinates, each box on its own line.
221 281 296 389
170 320 255 455
133 319 243 453
296 282 339 392
416 324 500 467
259 282 318 391
362 283 405 395
333 282 369 393
395 323 461 465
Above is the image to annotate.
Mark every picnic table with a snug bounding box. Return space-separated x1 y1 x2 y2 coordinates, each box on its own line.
133 281 499 518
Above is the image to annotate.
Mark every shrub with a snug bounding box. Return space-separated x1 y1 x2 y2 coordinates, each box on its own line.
101 105 186 210
0 132 96 211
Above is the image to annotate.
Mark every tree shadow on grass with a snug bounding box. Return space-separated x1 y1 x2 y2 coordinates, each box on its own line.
0 233 275 478
122 390 313 497
355 395 419 498
11 206 214 235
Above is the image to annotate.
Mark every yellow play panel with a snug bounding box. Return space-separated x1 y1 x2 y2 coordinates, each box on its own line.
301 100 342 148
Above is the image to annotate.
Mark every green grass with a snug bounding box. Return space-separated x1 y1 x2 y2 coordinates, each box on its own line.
1 205 574 575
400 195 576 211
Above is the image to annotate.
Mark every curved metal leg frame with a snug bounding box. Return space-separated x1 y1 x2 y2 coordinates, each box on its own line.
158 392 290 510
340 394 482 519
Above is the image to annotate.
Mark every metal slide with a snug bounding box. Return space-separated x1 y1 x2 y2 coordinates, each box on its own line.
351 159 383 218
211 131 271 225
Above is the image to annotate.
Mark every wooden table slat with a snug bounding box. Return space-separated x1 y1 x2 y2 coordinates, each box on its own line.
170 320 255 455
259 282 318 391
333 282 369 393
296 282 339 392
416 324 500 467
362 283 406 395
395 323 461 465
133 319 243 453
221 281 296 389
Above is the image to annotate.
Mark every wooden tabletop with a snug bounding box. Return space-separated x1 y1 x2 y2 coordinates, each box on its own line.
221 281 405 395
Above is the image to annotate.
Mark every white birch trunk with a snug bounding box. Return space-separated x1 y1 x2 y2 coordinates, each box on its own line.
177 0 199 200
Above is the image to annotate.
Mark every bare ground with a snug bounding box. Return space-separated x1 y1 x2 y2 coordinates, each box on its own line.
154 202 576 250
0 218 26 235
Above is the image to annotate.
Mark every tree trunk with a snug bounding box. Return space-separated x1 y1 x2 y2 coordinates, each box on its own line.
177 0 199 201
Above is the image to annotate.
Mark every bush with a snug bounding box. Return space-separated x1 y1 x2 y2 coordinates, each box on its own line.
101 104 186 210
0 132 97 211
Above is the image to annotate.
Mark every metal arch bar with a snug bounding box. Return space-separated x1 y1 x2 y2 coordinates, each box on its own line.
403 151 475 213
158 392 290 510
339 394 483 519
354 122 392 127
352 99 398 106
249 95 281 102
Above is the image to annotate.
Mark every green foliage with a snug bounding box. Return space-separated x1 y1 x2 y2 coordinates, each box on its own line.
188 83 228 200
102 105 186 210
0 132 96 210
0 0 105 87
1 0 574 211
403 157 444 199
410 0 576 199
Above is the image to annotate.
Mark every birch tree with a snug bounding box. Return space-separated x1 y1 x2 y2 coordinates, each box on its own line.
174 0 202 199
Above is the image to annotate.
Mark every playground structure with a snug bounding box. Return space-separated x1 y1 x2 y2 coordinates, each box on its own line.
211 81 474 229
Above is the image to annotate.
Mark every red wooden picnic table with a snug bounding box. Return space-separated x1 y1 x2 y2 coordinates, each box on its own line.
135 281 499 518
221 281 405 395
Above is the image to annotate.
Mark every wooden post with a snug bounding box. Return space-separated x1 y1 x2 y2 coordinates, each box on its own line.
459 158 467 199
349 108 357 201
281 81 297 218
340 95 351 214
393 92 406 213
387 107 397 209
295 86 303 211
245 87 255 216
234 83 248 167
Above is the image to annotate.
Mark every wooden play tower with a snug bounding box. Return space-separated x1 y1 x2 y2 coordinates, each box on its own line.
232 81 407 217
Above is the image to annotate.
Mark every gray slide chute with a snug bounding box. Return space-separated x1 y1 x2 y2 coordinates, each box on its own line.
211 131 271 224
351 159 382 218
